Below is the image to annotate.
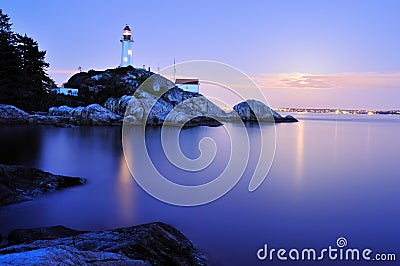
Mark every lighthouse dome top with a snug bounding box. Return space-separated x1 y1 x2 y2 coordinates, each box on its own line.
122 24 132 41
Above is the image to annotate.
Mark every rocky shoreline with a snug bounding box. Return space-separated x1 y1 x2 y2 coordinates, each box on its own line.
1 67 297 127
0 164 86 207
0 223 207 265
0 97 297 128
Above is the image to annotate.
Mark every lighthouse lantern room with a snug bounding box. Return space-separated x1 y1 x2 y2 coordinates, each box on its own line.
120 25 134 67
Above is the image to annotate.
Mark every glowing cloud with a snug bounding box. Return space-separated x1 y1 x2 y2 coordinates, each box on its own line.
255 72 400 90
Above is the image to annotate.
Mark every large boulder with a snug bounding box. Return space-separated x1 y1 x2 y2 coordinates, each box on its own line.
106 93 229 126
233 100 276 122
0 164 86 207
49 104 122 125
233 100 298 123
104 95 134 116
0 222 207 266
170 96 227 118
161 86 199 106
105 92 174 125
135 90 174 121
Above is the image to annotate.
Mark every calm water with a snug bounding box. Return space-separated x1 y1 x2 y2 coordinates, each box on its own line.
0 114 399 265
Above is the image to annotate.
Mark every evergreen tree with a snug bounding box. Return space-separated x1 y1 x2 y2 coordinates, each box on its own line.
0 9 55 110
0 9 21 95
16 34 55 93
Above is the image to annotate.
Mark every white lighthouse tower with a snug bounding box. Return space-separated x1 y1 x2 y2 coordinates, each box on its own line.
120 25 134 67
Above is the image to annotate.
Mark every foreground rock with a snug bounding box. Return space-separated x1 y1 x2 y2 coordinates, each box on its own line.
0 164 86 207
0 222 207 265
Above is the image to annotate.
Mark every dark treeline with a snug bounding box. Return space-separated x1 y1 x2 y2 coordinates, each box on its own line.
0 9 80 111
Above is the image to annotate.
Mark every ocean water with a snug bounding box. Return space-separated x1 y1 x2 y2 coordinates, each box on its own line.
0 113 399 265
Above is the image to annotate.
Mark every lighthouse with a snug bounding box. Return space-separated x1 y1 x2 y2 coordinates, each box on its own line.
120 25 134 67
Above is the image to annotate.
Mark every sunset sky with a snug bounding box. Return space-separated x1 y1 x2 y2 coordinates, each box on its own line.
2 0 400 109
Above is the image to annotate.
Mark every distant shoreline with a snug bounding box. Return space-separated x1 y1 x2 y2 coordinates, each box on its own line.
273 108 400 116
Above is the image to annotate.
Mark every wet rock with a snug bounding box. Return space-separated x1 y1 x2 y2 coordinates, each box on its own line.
0 164 86 207
0 222 207 266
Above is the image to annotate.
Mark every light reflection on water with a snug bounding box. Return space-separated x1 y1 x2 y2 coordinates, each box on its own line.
0 114 399 265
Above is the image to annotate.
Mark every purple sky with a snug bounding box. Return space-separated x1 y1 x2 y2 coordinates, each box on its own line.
2 0 400 109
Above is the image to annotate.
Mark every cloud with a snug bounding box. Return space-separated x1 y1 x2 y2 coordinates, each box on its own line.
255 72 400 89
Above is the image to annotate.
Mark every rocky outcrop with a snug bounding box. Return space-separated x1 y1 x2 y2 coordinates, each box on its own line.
65 66 152 96
0 164 86 207
105 91 298 127
0 104 30 124
0 105 117 127
106 92 229 127
48 104 122 126
233 100 298 123
0 223 207 266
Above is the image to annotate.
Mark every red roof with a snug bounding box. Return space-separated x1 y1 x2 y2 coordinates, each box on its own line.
175 79 199 85
123 25 131 31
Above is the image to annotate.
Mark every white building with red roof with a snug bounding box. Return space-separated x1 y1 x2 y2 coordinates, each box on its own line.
175 79 200 93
